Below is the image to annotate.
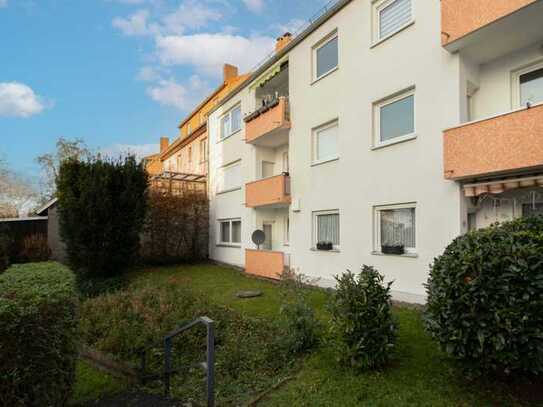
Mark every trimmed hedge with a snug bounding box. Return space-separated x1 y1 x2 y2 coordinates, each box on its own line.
425 216 543 376
0 262 79 406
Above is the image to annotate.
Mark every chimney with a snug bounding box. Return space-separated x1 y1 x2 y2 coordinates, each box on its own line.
275 32 292 53
223 64 239 83
160 137 169 153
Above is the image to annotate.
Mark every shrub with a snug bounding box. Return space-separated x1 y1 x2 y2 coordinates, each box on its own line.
328 266 397 370
141 190 209 265
425 216 543 377
19 233 50 263
0 262 79 406
0 225 10 272
277 269 321 355
57 156 148 276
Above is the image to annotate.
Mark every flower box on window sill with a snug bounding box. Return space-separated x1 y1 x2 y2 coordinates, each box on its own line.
316 242 334 251
381 245 405 255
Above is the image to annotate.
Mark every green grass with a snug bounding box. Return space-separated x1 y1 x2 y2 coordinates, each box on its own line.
75 263 533 406
71 361 127 404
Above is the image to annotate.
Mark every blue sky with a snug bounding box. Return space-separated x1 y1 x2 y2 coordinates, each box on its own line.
0 0 327 181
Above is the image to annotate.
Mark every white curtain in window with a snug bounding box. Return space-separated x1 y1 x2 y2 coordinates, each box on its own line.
221 116 229 139
221 162 241 191
316 123 338 161
380 208 415 247
231 107 242 133
317 213 340 245
379 0 411 39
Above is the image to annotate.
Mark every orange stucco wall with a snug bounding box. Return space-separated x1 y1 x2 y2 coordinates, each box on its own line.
145 155 163 176
444 104 543 180
441 0 536 45
246 174 291 208
245 98 290 144
245 249 284 279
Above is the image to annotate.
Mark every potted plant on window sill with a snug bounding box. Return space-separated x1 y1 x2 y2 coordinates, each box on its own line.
316 241 334 251
381 242 405 255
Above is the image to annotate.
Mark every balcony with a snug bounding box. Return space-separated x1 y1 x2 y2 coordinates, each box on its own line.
441 0 543 63
245 249 284 280
246 174 291 208
444 103 543 180
244 97 290 147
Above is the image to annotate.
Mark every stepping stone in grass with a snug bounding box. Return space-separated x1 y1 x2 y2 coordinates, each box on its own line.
236 290 263 299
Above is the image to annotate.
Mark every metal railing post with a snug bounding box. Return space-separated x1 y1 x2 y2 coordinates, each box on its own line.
164 337 172 397
205 318 215 407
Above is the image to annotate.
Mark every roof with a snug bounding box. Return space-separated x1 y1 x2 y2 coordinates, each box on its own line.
207 0 353 116
160 121 207 161
36 198 58 216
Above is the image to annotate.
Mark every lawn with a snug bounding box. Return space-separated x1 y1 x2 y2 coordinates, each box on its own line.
75 263 534 406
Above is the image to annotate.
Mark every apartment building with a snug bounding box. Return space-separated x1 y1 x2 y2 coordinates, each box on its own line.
145 64 249 195
207 0 543 303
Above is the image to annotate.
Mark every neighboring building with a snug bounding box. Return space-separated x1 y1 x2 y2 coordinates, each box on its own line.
36 198 67 263
207 0 543 303
145 64 250 195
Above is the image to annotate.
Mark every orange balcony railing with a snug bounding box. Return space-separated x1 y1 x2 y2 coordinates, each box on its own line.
444 104 543 180
246 174 291 208
245 249 284 280
244 97 290 145
441 0 537 47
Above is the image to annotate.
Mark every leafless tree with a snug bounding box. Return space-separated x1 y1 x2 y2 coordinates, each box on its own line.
0 158 38 218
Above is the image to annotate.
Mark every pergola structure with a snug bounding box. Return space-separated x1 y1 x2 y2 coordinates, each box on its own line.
150 171 207 195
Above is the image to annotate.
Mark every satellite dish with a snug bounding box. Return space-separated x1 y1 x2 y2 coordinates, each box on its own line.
251 230 266 250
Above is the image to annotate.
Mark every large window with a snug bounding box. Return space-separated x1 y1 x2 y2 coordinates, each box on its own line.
313 32 338 81
313 210 340 249
218 161 241 193
520 66 543 106
200 139 207 163
374 89 415 147
219 219 241 245
313 120 339 164
374 204 416 254
373 0 413 42
220 105 242 140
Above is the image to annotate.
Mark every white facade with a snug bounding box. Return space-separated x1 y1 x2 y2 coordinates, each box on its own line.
207 0 543 303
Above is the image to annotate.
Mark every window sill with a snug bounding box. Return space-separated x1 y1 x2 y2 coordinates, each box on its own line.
216 187 242 195
372 133 417 151
217 244 242 248
370 20 415 49
371 251 418 258
311 157 339 167
311 248 341 253
311 66 339 86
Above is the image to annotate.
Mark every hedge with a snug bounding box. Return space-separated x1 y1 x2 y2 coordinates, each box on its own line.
0 262 79 406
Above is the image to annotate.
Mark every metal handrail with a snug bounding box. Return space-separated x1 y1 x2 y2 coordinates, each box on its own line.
139 317 215 407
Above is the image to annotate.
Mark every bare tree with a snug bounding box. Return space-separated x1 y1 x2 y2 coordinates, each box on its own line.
0 158 38 218
36 137 92 200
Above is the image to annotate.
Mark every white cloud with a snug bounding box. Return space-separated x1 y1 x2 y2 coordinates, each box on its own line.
101 143 159 161
0 0 7 8
242 0 265 13
161 1 222 35
137 66 163 81
0 82 47 118
146 75 210 110
112 9 157 36
156 33 275 75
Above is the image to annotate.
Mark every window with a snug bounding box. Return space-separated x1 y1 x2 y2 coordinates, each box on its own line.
313 120 339 164
262 161 274 179
373 0 413 43
520 66 543 106
218 161 241 193
313 210 340 249
374 204 416 254
282 151 289 173
188 146 192 165
220 105 242 140
374 89 415 147
284 215 290 245
313 32 338 81
187 123 192 135
219 219 241 245
200 139 207 163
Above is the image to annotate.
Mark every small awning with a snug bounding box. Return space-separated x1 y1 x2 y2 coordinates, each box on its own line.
249 56 288 91
464 175 543 197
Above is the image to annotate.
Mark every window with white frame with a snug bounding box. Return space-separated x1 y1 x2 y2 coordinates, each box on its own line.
313 32 338 81
519 64 543 107
218 161 241 193
374 204 416 254
313 210 340 249
284 215 290 245
374 88 415 146
220 105 242 140
218 219 241 245
373 0 413 43
313 120 339 164
200 139 207 163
